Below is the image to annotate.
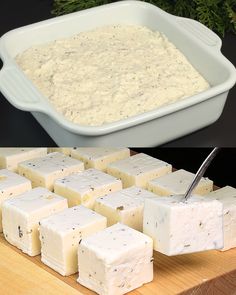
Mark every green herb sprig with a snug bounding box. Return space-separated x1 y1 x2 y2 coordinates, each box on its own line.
52 0 236 36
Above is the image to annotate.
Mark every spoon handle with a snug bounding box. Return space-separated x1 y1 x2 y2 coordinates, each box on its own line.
183 147 221 201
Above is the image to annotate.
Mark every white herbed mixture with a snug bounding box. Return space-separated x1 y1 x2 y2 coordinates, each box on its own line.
16 25 210 126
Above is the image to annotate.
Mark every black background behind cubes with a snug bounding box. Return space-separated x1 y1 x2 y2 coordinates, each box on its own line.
133 148 236 188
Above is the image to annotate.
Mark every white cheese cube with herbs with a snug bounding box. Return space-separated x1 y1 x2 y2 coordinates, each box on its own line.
0 148 47 172
94 186 156 231
143 195 223 256
39 205 107 276
54 168 122 209
78 223 153 295
107 153 172 189
2 187 68 256
147 169 213 196
0 169 32 232
71 148 130 172
48 148 72 156
206 186 236 251
18 152 84 191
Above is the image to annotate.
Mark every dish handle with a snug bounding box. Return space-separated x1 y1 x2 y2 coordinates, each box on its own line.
0 66 48 113
175 16 222 51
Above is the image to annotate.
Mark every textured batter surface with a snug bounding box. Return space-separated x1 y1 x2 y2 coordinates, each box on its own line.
16 25 209 126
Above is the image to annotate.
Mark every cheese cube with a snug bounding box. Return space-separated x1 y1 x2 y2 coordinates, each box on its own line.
2 187 68 256
18 152 84 191
206 186 236 251
48 148 72 156
39 205 107 276
147 169 213 196
0 148 47 172
0 169 32 232
54 168 122 209
71 148 130 172
143 195 223 255
78 223 153 295
94 186 156 231
107 153 172 189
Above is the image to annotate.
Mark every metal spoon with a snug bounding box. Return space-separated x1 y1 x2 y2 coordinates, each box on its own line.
182 147 221 202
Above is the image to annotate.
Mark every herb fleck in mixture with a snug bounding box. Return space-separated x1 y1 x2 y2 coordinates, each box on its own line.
16 25 209 126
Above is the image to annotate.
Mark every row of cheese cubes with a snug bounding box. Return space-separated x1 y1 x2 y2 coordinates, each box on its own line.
1 186 153 295
0 165 226 255
0 150 236 295
1 171 234 295
1 149 235 254
1 148 236 253
0 148 170 295
0 149 171 234
2 149 173 192
0 147 130 174
0 147 213 195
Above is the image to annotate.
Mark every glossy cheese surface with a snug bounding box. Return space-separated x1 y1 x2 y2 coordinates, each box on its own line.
54 168 122 209
95 186 156 231
78 223 153 295
2 187 68 256
48 148 73 156
147 169 213 196
0 169 32 232
71 148 130 172
143 195 223 255
107 153 172 189
18 152 84 191
206 186 236 251
0 148 47 172
40 205 107 276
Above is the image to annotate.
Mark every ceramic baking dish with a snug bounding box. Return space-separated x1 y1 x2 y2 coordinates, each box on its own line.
0 1 235 147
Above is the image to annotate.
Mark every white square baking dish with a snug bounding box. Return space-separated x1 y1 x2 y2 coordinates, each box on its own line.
0 0 235 147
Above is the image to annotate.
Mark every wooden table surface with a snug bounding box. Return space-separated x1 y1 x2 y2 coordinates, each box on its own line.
1 232 236 295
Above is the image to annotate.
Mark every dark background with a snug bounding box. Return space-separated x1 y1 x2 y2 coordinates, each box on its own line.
0 0 235 147
134 148 236 188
